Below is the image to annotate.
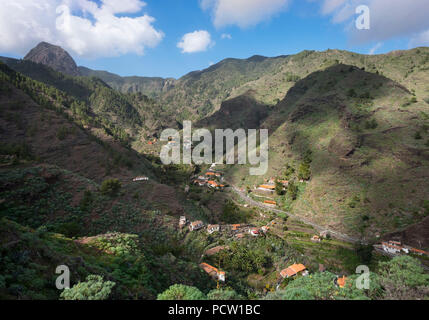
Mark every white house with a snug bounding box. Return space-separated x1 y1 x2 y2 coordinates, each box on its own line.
133 176 149 182
207 224 220 234
382 242 402 254
249 228 260 237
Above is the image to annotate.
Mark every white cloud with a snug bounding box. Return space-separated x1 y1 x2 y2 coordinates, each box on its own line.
177 30 214 53
410 29 429 47
201 0 291 28
221 33 232 39
319 0 429 44
368 42 382 55
0 0 164 58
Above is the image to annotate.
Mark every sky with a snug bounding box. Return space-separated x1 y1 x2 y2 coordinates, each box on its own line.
0 0 429 79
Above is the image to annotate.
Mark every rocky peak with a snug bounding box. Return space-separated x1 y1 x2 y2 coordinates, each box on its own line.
24 42 79 76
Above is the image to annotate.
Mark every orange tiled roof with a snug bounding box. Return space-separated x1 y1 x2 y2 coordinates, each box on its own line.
191 221 203 227
337 276 347 288
264 200 277 205
411 248 427 254
281 264 306 278
382 242 402 250
259 185 275 189
206 172 216 176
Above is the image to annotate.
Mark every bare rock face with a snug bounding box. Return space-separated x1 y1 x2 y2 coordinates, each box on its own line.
24 42 79 76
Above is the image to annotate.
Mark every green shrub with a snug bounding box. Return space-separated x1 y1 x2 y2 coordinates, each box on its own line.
157 284 206 300
207 289 244 300
60 275 115 300
100 178 121 196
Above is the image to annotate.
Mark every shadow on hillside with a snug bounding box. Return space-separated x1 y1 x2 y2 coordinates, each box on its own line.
220 64 428 242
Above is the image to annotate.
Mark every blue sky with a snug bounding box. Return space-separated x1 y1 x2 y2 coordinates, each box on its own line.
0 0 427 79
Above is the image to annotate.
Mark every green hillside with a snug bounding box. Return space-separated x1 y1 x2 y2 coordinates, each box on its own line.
227 63 429 242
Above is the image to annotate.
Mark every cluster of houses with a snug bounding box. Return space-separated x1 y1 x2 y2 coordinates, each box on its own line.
379 240 428 256
179 216 271 239
192 165 225 191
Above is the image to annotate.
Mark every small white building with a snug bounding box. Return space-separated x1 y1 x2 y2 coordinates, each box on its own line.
179 216 187 228
249 228 260 237
207 224 220 234
133 176 149 182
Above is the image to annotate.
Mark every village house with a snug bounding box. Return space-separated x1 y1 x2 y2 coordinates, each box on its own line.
280 264 308 279
207 180 225 190
231 224 241 231
264 200 277 207
199 263 226 282
257 185 275 193
179 216 187 228
410 248 428 256
189 220 204 231
193 179 206 187
261 226 270 233
236 233 245 239
249 228 260 237
207 224 220 234
382 241 403 254
133 176 149 182
334 276 348 288
311 235 321 243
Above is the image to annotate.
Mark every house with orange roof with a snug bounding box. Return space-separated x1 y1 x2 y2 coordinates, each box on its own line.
311 235 321 243
207 180 225 190
410 248 428 256
335 276 348 288
261 226 270 233
189 221 204 231
231 224 241 231
257 185 275 192
236 233 245 239
264 200 277 207
280 264 308 278
199 263 226 282
382 242 403 254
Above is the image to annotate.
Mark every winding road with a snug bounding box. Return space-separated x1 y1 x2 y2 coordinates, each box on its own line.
228 184 367 245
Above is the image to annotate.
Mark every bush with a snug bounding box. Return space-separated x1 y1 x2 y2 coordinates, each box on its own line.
414 131 422 140
157 284 206 300
287 181 298 200
207 289 244 300
378 256 429 300
60 275 115 300
298 162 311 181
100 178 121 196
365 119 378 130
347 89 357 98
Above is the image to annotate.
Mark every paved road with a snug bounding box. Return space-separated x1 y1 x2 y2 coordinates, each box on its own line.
228 184 366 245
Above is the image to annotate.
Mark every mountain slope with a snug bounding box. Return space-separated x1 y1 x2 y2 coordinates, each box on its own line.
227 63 429 241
